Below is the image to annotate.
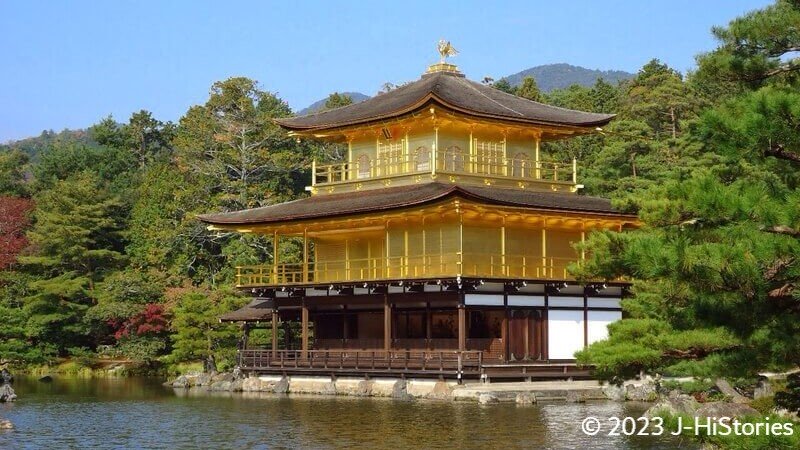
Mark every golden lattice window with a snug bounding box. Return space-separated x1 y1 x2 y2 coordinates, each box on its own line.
511 152 530 177
414 146 430 171
356 154 371 179
443 146 464 172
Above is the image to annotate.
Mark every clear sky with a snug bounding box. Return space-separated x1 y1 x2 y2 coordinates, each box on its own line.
1 0 772 142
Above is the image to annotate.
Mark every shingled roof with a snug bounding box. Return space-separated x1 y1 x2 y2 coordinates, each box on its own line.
219 298 275 322
276 71 615 132
198 183 633 226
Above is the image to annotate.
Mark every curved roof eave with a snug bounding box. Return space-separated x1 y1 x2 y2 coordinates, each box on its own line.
276 95 615 133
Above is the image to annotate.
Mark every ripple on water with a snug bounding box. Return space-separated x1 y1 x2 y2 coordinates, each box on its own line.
0 377 698 450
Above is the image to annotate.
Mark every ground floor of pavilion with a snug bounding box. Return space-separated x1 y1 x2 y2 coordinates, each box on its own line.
223 279 624 381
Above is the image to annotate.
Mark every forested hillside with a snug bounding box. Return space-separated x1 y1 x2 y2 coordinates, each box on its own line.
1 1 798 393
500 63 633 92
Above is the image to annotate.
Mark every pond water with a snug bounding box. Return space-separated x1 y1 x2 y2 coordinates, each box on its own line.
0 376 698 449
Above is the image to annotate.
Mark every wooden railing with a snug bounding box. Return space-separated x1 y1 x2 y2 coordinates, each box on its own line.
312 149 576 187
237 349 483 376
235 254 577 287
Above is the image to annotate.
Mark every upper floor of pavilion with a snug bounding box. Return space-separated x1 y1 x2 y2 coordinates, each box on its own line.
276 58 614 196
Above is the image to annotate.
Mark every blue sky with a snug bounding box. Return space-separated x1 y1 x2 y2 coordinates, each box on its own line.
1 0 772 142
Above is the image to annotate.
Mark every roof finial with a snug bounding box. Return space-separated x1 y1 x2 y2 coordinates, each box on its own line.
437 39 458 64
425 40 463 77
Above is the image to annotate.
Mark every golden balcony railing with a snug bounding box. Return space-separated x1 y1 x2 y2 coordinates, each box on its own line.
234 254 578 287
311 150 577 187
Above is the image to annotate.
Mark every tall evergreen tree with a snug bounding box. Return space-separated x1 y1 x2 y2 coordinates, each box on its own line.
20 173 126 355
516 76 542 101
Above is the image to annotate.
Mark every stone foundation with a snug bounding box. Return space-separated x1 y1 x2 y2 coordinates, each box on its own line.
166 372 615 403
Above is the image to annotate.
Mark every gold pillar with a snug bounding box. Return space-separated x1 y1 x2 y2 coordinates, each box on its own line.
500 217 506 276
404 130 410 173
375 137 381 177
581 222 586 261
403 228 409 277
271 309 278 358
311 159 317 186
458 202 464 276
432 127 439 175
302 228 309 282
272 231 279 284
534 136 541 179
385 220 391 278
541 221 547 278
347 140 353 180
301 302 309 359
572 157 578 184
468 129 474 173
502 133 508 176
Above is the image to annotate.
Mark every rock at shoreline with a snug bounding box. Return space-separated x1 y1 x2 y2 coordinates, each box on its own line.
426 381 452 401
230 378 244 392
695 402 760 419
515 392 536 405
478 393 498 405
273 376 289 394
355 380 374 397
645 390 700 418
715 379 749 404
625 382 657 402
565 391 586 403
38 375 53 383
754 377 773 399
0 384 16 403
391 379 413 400
603 384 627 402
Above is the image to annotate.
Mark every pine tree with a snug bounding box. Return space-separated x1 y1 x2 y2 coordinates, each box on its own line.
19 173 126 355
516 76 542 101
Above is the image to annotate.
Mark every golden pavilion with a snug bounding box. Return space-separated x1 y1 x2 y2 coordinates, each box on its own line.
199 49 637 381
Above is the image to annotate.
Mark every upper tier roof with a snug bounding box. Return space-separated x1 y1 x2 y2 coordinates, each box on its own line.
276 71 615 132
198 183 634 226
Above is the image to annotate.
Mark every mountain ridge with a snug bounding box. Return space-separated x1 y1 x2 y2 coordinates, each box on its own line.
296 63 634 114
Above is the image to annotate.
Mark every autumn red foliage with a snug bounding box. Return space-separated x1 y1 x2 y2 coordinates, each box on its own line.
0 196 34 269
113 303 169 340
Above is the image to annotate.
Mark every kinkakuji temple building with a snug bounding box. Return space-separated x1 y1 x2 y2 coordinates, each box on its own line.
199 49 637 381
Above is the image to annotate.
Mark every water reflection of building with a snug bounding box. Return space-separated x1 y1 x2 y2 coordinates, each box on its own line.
199 49 637 380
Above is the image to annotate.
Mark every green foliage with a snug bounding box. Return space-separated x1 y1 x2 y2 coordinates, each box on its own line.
167 288 245 369
0 150 30 196
117 335 166 363
661 378 715 394
696 0 800 90
516 76 542 101
775 373 800 414
173 76 305 211
750 395 776 415
19 173 126 356
577 1 800 383
576 318 739 381
491 79 515 94
323 92 353 110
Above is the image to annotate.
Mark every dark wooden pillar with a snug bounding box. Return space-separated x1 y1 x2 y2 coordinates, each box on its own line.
271 310 278 357
425 302 432 347
301 302 309 359
501 310 509 362
242 322 250 350
384 294 392 352
458 304 466 352
342 305 349 345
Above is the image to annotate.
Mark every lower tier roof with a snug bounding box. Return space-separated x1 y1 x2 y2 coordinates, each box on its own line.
197 182 633 226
